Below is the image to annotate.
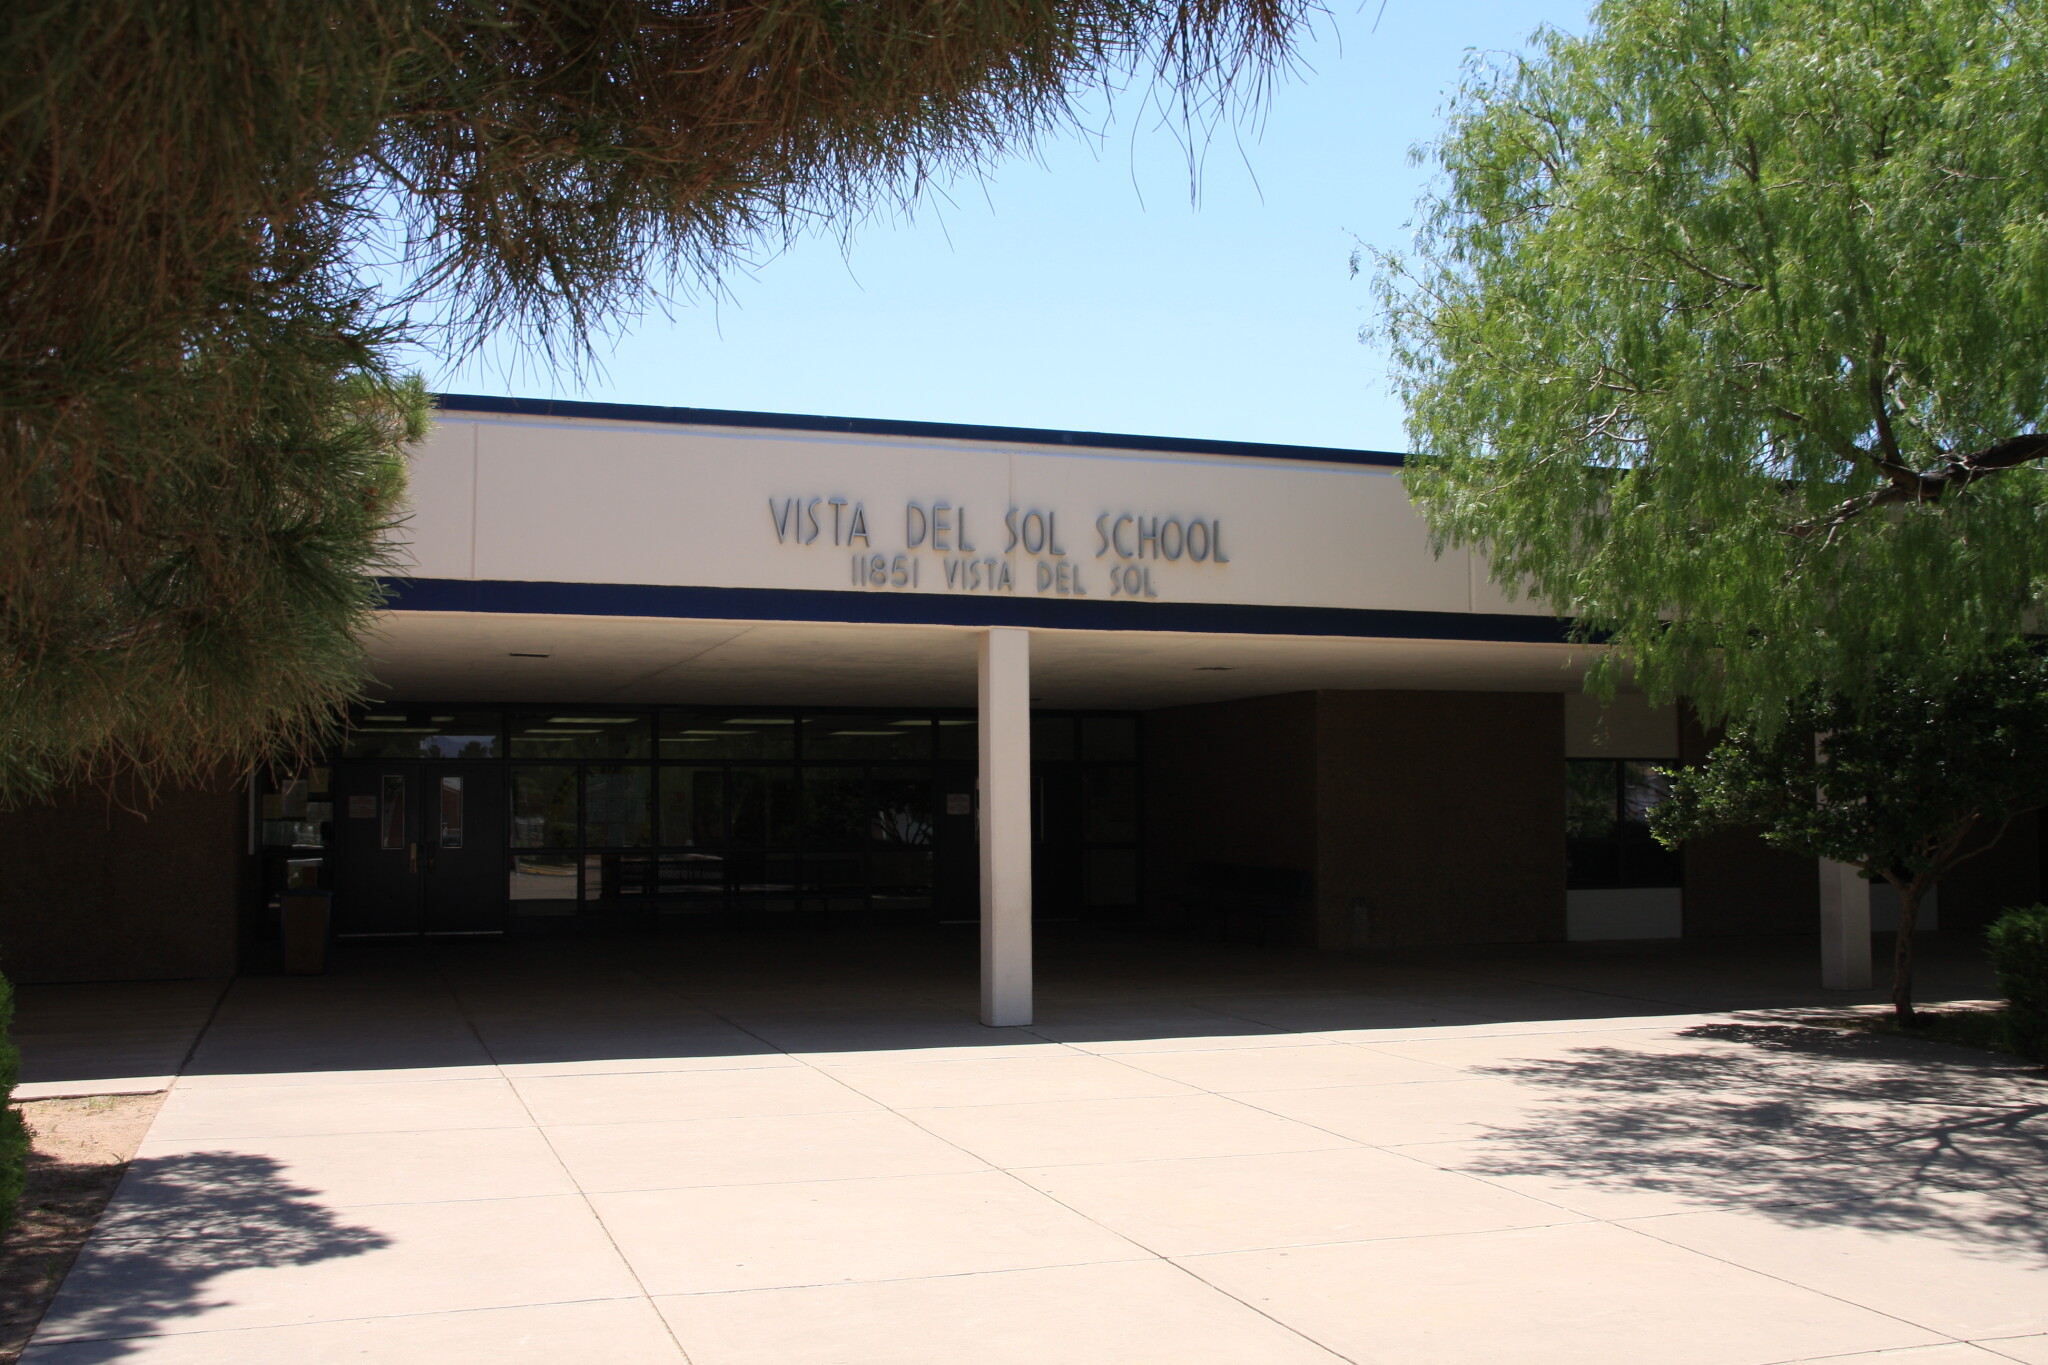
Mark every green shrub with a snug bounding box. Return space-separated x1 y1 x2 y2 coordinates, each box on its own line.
1987 904 2048 1064
0 972 25 1235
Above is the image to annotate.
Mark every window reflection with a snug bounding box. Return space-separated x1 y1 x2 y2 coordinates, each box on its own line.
730 768 797 848
660 711 796 760
346 712 499 759
1566 759 1681 889
870 772 933 846
510 767 577 848
509 713 651 760
584 766 651 847
509 853 577 900
803 768 867 848
661 767 726 847
801 715 933 760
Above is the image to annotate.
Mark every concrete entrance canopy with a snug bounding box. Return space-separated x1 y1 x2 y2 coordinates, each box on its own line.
366 613 1596 710
365 396 1605 1023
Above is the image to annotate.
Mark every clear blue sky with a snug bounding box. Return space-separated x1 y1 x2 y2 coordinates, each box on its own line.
409 1 1585 453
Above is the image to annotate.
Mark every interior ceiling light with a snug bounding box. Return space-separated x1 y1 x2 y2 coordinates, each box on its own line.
507 651 551 658
1194 666 1236 672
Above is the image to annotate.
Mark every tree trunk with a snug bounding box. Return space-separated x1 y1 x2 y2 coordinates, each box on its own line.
1890 875 1929 1025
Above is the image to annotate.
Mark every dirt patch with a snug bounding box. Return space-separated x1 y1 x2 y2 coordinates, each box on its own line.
0 1092 165 1362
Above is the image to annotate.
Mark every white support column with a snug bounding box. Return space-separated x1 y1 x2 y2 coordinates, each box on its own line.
978 627 1034 1026
1818 858 1873 990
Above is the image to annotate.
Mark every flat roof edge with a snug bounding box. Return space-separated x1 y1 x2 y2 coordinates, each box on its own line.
378 577 1577 645
431 393 1408 469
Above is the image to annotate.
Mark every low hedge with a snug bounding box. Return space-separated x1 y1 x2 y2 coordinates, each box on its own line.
1987 903 2048 1064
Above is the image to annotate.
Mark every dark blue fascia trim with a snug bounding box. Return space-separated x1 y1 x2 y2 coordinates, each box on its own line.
379 578 1575 646
431 393 1408 470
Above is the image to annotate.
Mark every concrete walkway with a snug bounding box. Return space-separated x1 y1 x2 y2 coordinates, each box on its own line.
14 931 2048 1363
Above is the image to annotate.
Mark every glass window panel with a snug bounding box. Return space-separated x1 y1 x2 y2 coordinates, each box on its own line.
729 852 799 895
803 768 868 848
606 853 659 898
1565 761 1619 841
510 766 577 849
658 853 727 896
870 771 933 846
1621 762 1673 828
661 767 726 848
509 712 651 759
584 766 652 847
438 776 464 849
870 849 934 907
936 716 977 760
379 775 406 849
730 768 798 848
509 853 578 900
583 852 605 900
346 711 500 759
802 714 933 760
1082 767 1137 844
1030 715 1074 761
660 710 796 759
1079 716 1137 761
803 854 867 894
1619 762 1682 887
1085 848 1139 907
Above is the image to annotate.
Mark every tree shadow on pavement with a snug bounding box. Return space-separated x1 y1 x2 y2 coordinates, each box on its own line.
1463 1023 2048 1261
23 1153 388 1361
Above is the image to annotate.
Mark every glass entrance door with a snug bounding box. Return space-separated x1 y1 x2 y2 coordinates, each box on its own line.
332 763 508 936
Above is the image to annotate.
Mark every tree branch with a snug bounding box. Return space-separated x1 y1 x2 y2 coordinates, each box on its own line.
1784 433 2048 539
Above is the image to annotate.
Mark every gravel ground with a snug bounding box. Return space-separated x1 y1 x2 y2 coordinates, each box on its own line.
0 1093 164 1362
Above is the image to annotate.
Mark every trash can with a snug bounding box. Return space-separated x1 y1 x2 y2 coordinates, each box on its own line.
279 890 333 976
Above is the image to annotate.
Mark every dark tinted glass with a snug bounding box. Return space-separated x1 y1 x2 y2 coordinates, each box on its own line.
1565 761 1619 841
802 714 933 760
730 768 797 848
871 849 934 905
345 711 500 759
509 853 578 900
870 772 934 846
584 766 652 847
661 767 726 847
660 711 796 759
510 767 577 848
510 713 651 759
803 767 867 847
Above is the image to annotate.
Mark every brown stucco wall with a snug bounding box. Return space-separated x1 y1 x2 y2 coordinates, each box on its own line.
1142 693 1319 938
1315 691 1566 948
0 781 244 983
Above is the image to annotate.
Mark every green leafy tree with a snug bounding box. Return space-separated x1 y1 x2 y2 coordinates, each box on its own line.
1370 0 2048 723
2 0 1306 806
1653 652 2048 1021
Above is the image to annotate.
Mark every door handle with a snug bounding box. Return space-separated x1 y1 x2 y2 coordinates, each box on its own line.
409 842 418 874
